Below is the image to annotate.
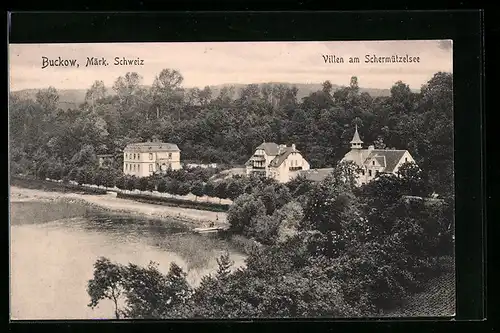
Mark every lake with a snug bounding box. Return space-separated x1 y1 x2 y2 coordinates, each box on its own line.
10 200 246 320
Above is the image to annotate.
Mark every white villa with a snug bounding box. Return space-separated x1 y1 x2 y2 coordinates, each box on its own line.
123 140 181 178
245 142 310 183
341 125 417 186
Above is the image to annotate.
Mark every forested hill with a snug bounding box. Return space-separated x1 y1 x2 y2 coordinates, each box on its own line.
11 83 394 110
9 71 453 197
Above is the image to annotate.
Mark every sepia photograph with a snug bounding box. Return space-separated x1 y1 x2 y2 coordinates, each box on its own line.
9 40 455 320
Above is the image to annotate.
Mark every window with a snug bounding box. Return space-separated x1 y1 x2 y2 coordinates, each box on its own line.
125 164 128 171
149 153 153 160
375 170 379 176
125 153 128 159
137 153 141 160
362 170 365 175
138 164 140 171
405 157 408 162
168 153 172 158
369 170 372 177
372 161 375 165
149 164 153 172
133 153 136 160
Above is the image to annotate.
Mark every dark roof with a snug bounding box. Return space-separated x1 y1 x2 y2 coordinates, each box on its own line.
269 146 302 167
299 168 334 182
256 142 280 156
124 142 180 152
364 149 406 173
269 147 292 167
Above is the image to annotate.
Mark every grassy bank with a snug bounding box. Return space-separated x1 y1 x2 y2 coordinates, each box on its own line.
10 201 90 226
11 176 108 195
116 192 230 213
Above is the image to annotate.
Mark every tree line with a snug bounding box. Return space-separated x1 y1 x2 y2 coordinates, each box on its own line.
87 161 454 319
30 146 308 206
10 70 454 198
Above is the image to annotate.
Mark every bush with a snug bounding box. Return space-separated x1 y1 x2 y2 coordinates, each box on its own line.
227 193 266 233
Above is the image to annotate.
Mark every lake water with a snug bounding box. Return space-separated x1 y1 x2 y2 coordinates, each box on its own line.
10 200 246 320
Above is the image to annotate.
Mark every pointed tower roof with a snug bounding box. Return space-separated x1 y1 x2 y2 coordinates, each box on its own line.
350 124 363 144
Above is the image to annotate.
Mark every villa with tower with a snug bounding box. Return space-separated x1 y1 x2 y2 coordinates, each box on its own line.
340 125 417 186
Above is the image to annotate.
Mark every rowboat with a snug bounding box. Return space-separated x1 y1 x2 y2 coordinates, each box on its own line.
193 226 225 234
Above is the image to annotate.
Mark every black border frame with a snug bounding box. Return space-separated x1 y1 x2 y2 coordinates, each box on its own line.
6 10 486 333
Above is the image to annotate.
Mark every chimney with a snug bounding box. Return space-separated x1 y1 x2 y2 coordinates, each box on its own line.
292 144 296 151
278 144 286 154
368 145 375 151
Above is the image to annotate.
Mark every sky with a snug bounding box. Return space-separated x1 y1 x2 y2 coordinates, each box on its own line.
8 40 453 92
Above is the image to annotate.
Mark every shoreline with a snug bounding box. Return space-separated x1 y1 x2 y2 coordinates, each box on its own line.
10 186 228 228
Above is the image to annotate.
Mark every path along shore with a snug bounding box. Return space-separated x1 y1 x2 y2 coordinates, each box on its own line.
10 186 228 228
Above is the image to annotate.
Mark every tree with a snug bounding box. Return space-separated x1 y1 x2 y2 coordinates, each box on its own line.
85 80 107 112
396 161 430 197
203 182 215 198
322 80 333 95
215 251 234 281
70 144 98 168
227 193 266 233
125 176 136 191
157 179 167 193
275 201 304 242
137 177 150 192
226 179 245 200
165 179 180 195
87 257 126 319
190 180 205 201
177 182 191 196
213 181 228 204
35 86 60 112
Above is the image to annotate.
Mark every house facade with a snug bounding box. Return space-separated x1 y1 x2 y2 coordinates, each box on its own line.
341 125 417 186
123 140 181 178
245 142 310 183
96 154 114 168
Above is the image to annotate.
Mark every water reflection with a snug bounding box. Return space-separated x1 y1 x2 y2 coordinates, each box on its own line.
10 201 245 320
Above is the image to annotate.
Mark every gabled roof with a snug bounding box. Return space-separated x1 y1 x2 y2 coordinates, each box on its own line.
256 142 280 156
124 142 180 152
269 147 293 167
366 155 386 168
364 149 406 173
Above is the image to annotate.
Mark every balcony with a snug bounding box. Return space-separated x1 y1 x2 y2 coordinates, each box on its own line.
289 166 303 171
252 165 266 170
250 155 266 162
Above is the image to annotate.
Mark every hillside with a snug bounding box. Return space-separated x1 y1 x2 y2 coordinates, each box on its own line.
10 82 395 110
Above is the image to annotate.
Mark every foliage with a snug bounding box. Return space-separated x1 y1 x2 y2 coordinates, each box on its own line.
87 158 454 319
227 193 266 233
87 257 127 319
11 72 453 199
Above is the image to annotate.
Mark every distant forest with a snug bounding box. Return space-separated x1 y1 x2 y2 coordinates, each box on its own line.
9 70 453 197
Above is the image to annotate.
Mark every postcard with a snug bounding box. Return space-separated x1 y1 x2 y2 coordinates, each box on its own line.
9 40 455 320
